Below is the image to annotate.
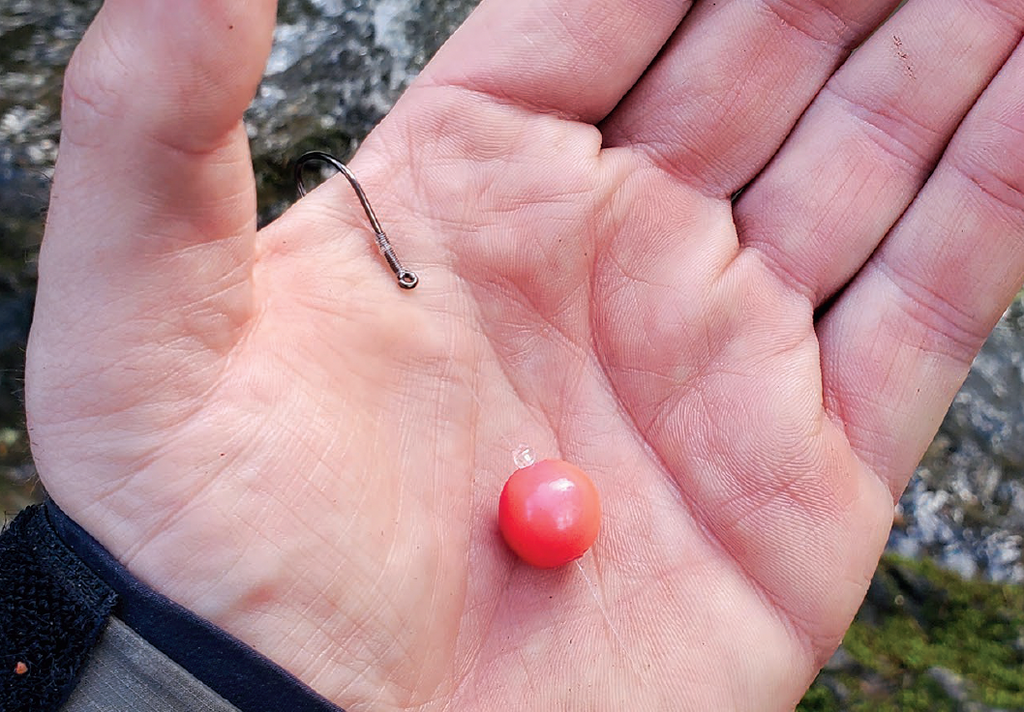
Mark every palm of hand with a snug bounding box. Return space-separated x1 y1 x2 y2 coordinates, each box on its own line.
25 1 1024 710
26 94 886 709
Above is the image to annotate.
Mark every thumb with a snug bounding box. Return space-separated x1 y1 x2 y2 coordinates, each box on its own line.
37 0 276 339
49 0 276 254
28 1 276 475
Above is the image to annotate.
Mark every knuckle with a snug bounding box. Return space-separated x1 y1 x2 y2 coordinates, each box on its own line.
877 261 989 365
823 84 939 173
756 0 857 47
60 24 131 148
952 112 1024 216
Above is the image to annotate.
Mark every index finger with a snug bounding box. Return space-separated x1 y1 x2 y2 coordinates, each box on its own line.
417 0 691 124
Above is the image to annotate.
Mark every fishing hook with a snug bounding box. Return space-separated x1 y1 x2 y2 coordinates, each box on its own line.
294 151 418 290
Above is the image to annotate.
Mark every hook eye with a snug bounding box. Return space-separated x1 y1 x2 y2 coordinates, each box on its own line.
397 271 419 289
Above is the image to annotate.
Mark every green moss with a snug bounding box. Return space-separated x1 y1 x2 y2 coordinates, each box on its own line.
800 555 1024 710
797 685 839 712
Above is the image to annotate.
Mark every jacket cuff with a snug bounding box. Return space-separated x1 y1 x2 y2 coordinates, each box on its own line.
1 502 346 712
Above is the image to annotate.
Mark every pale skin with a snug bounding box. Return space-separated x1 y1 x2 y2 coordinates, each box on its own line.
25 0 1024 709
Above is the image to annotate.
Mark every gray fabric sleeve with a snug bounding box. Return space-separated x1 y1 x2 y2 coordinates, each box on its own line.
62 617 241 712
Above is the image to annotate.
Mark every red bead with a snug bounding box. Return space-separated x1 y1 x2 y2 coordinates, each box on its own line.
498 459 601 569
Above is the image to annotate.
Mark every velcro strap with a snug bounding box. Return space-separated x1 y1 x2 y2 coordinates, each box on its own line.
0 505 116 712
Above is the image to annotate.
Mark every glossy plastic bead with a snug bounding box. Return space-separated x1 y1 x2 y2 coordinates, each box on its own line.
498 459 601 568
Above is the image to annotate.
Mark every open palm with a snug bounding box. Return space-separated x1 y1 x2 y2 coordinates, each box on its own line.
25 0 1024 709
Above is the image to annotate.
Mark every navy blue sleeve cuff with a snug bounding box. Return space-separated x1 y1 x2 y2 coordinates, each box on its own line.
1 502 346 712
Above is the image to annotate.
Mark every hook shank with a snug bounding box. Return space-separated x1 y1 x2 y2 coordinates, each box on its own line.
294 151 418 289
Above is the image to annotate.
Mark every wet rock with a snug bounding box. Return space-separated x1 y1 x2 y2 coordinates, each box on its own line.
926 667 1011 712
815 674 850 705
823 645 857 673
928 666 971 704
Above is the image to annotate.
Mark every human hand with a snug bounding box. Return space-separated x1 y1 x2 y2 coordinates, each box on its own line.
26 0 1024 709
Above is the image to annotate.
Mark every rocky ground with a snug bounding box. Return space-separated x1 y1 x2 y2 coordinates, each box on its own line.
891 299 1024 584
800 555 1024 711
2 1 1021 708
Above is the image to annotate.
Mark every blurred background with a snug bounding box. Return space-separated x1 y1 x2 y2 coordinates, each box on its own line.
1 1 1021 709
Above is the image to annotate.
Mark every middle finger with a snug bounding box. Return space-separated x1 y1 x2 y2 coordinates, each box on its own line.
601 0 901 197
